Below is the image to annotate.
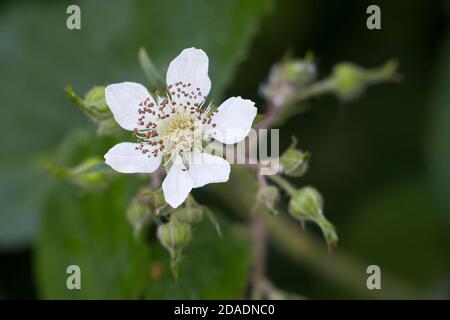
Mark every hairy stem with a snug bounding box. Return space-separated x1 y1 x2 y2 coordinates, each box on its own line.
267 174 296 196
288 78 336 104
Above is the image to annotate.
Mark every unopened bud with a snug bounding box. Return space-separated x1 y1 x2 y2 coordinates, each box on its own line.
289 186 323 220
157 222 191 257
65 85 113 123
255 185 279 215
332 63 365 100
126 200 150 237
145 188 168 216
281 148 310 177
64 157 109 190
173 207 203 224
84 86 110 118
261 54 317 107
284 59 317 86
289 186 338 248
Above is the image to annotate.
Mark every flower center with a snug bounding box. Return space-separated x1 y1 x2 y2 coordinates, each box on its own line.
158 112 202 157
132 81 217 164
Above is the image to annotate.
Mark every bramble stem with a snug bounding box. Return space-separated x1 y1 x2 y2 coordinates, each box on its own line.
151 167 163 190
256 101 278 129
289 78 336 104
250 209 267 299
267 174 296 196
249 175 269 299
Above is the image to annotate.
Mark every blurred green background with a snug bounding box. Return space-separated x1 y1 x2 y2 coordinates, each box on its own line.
0 0 449 299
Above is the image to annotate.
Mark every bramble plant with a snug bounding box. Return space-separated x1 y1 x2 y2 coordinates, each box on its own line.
56 47 397 298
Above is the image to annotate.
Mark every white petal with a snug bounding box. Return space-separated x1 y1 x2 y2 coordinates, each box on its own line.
162 156 194 208
104 142 162 173
166 48 211 105
105 82 155 131
188 151 231 188
210 96 257 144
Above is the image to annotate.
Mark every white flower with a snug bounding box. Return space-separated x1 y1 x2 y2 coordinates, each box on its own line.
104 48 257 208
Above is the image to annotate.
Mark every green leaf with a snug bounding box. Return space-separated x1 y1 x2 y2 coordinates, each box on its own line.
35 177 150 299
146 214 251 299
0 0 272 248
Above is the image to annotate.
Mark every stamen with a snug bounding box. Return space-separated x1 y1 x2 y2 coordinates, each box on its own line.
132 81 217 163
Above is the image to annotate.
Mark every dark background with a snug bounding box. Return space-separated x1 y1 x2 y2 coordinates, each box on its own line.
230 0 450 299
0 0 449 299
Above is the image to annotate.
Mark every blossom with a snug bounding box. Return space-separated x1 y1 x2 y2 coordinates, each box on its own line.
104 48 257 208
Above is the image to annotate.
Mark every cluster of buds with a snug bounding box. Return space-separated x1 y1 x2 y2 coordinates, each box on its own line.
260 53 317 108
126 187 207 275
156 198 207 275
157 220 192 276
126 188 168 238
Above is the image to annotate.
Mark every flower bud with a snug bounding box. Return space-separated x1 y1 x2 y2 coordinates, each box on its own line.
126 200 151 237
157 222 191 257
173 207 203 224
261 55 317 107
145 188 168 216
288 186 338 248
65 85 113 123
289 186 323 220
332 63 364 100
71 169 107 190
84 86 110 118
46 157 109 190
280 148 310 177
255 185 279 215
